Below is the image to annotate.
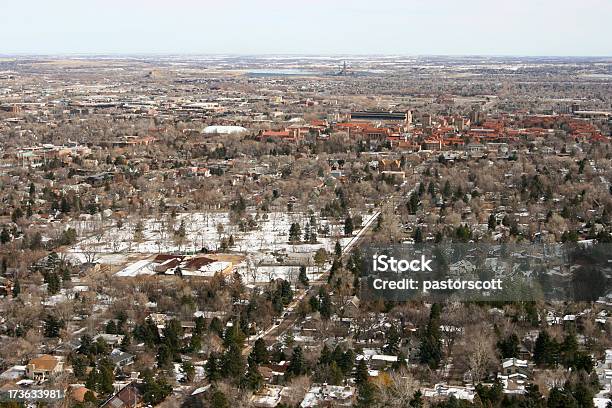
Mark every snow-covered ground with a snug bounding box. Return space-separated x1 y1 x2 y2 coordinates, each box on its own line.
65 211 376 284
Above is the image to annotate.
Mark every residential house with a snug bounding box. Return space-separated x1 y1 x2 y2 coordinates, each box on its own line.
26 355 63 381
498 358 531 394
300 384 355 407
100 382 142 408
109 349 135 370
422 384 475 402
250 385 284 407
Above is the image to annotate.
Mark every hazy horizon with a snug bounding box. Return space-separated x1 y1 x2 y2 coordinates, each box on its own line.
2 53 612 59
2 0 611 56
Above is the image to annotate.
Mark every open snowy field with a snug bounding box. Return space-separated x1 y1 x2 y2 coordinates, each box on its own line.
64 211 376 283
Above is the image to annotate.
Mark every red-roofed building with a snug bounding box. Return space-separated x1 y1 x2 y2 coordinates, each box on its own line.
258 128 303 142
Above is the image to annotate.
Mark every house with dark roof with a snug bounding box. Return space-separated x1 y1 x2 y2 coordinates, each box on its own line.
108 349 135 369
100 382 142 408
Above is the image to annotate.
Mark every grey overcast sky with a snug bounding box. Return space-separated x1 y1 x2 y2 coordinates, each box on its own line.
1 0 611 56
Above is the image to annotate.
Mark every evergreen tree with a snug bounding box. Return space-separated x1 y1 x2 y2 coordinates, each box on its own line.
209 390 229 408
78 334 93 355
156 344 172 369
242 361 263 391
419 303 443 369
120 332 131 350
547 387 577 408
418 182 425 196
455 225 472 242
410 390 424 407
115 311 127 334
560 332 578 368
533 330 559 368
43 314 63 338
136 317 161 348
383 325 401 355
298 265 309 287
339 349 355 375
223 321 246 348
328 361 344 385
309 228 317 243
85 365 98 391
141 370 172 405
320 290 332 319
221 344 245 378
303 222 311 242
393 351 407 370
475 379 504 407
443 180 452 198
0 227 10 244
188 333 202 353
356 382 377 408
206 353 221 382
413 227 423 243
330 345 344 367
560 332 593 372
60 196 71 213
289 223 301 243
344 216 354 236
567 381 595 408
355 358 368 386
97 359 115 394
46 272 61 295
209 317 224 337
251 338 269 365
334 241 342 258
287 346 306 377
194 315 206 335
11 207 23 223
105 320 117 334
162 319 184 359
318 344 332 365
428 182 435 197
488 213 497 230
497 333 519 359
522 384 545 407
408 192 419 214
71 355 88 380
94 337 109 355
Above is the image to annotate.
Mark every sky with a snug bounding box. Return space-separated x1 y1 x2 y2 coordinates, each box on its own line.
1 0 611 56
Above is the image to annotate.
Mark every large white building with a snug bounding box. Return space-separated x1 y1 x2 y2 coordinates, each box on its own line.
203 125 247 135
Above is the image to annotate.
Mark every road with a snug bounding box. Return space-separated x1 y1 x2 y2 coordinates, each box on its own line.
242 197 396 356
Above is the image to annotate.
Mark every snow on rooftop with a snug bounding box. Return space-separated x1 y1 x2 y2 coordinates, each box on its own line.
371 354 399 362
502 358 528 368
115 259 153 277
